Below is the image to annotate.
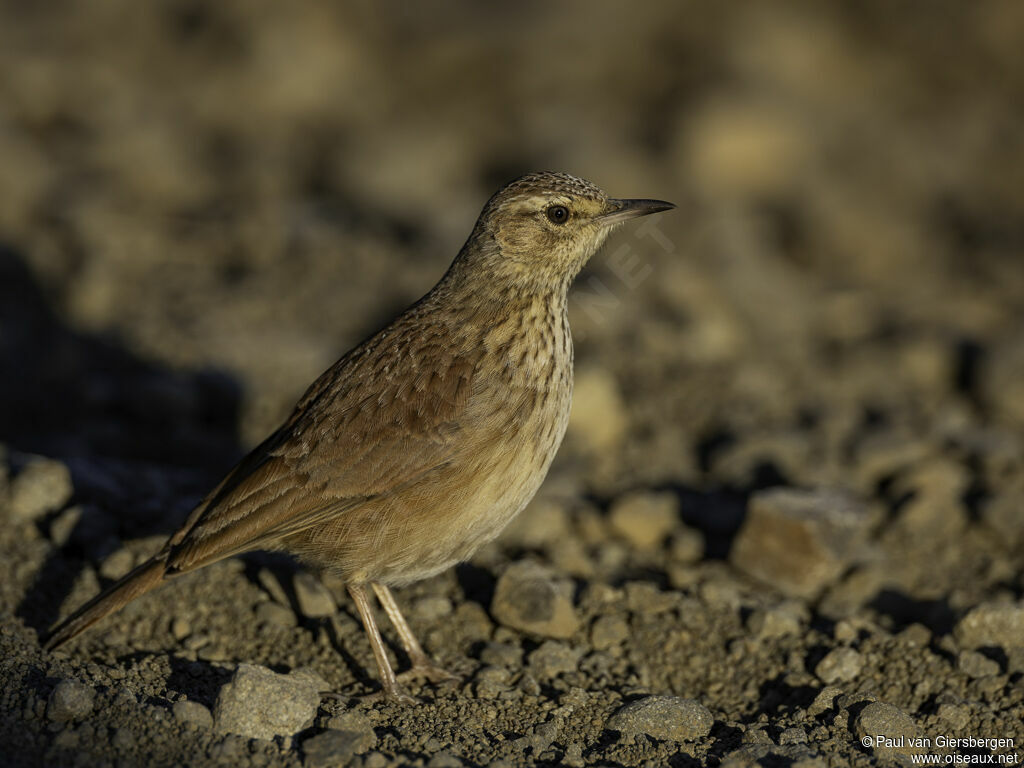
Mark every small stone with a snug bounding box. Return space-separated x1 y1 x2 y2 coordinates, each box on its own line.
491 561 578 639
473 666 510 699
413 596 453 621
730 488 871 599
608 491 679 549
293 572 335 619
936 699 971 730
815 647 863 684
515 719 560 755
854 702 921 758
807 686 843 717
99 549 136 581
257 568 290 606
624 581 677 614
363 753 389 768
528 641 582 678
606 696 713 742
213 664 325 741
670 527 705 564
256 600 297 628
427 753 462 768
955 601 1024 650
48 506 82 547
325 710 376 751
590 615 629 650
957 650 1000 678
562 742 584 768
778 726 806 745
171 617 192 641
479 642 521 668
9 455 73 523
173 700 213 729
747 601 808 639
303 728 374 768
47 680 95 722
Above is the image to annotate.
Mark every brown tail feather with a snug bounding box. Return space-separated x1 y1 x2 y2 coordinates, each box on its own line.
43 558 167 651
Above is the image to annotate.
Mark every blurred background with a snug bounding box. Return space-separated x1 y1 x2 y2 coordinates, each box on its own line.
0 0 1022 536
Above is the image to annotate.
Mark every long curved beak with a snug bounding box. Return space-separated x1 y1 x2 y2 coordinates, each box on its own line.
599 198 675 227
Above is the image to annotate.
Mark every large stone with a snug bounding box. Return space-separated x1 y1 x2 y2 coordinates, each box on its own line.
213 664 325 741
955 601 1024 651
730 488 870 599
606 696 713 742
491 561 578 639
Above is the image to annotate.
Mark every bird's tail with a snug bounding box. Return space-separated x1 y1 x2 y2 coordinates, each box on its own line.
43 557 167 651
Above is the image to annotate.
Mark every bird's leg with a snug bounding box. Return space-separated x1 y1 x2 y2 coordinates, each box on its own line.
347 583 416 703
372 583 458 684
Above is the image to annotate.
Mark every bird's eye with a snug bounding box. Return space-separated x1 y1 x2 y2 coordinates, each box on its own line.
546 205 570 225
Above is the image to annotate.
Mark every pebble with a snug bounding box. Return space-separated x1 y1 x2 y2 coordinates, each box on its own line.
528 641 582 678
479 642 521 668
670 527 705 564
413 596 453 621
747 601 807 639
814 647 863 684
590 614 629 650
624 581 677 614
173 700 214 729
213 664 325 740
473 666 511 699
8 455 73 523
256 600 298 628
853 702 921 757
326 710 376 748
513 718 560 755
293 572 335 619
957 650 1000 678
608 491 679 549
730 488 870 598
47 679 95 722
426 753 463 768
955 601 1024 650
302 728 374 768
606 696 714 742
491 561 578 639
807 686 843 717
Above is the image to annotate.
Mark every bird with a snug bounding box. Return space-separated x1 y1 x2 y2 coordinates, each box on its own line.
43 171 674 701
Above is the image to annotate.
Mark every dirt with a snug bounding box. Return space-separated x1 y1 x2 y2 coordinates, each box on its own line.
1 2 1023 767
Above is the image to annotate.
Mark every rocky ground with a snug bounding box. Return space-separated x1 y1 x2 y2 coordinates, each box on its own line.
1 2 1023 766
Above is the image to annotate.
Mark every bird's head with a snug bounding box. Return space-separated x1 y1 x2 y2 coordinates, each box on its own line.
460 172 674 293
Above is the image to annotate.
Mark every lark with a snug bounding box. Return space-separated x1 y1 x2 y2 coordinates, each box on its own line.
44 172 674 700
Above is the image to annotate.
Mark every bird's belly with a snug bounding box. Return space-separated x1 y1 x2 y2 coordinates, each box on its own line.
297 380 571 586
